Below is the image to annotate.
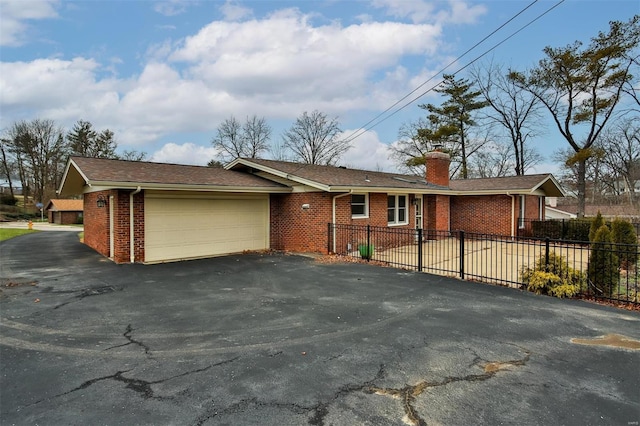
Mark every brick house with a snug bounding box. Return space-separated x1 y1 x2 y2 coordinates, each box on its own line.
57 153 564 263
45 199 83 224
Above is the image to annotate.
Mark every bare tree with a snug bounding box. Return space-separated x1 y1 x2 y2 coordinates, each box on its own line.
243 115 271 158
281 110 349 165
470 60 543 175
509 16 640 217
599 118 640 204
212 116 243 163
212 115 271 163
468 141 513 178
119 150 147 161
0 137 16 199
389 118 434 176
5 119 68 204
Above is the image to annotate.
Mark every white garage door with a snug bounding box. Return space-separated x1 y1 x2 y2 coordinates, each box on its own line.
145 192 269 263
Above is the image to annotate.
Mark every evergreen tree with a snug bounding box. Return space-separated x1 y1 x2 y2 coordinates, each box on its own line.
611 218 638 268
588 225 620 296
418 74 488 179
589 211 604 242
67 120 117 158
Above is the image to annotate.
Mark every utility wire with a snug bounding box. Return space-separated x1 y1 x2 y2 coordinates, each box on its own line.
342 0 565 144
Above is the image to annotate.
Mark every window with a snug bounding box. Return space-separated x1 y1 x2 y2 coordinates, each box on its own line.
351 194 368 218
388 195 408 225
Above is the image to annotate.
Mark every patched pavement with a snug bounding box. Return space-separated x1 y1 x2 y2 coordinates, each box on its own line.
1 232 639 425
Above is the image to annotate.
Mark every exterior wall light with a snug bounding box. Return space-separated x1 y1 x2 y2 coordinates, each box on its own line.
302 203 310 210
96 195 107 208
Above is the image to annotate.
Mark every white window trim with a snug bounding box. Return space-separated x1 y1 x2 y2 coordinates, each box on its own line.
351 193 369 219
388 194 409 226
518 195 526 229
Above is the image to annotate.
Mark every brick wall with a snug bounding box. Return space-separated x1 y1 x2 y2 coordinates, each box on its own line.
450 195 513 235
270 192 333 253
271 192 423 254
83 189 144 263
112 190 145 263
83 190 111 257
58 211 80 225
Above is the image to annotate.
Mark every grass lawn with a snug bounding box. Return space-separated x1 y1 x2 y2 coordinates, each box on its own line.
0 228 38 241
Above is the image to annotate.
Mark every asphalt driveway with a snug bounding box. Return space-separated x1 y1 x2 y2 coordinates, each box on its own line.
1 231 639 425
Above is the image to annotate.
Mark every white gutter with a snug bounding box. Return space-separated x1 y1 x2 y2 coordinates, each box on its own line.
130 186 142 263
331 191 352 253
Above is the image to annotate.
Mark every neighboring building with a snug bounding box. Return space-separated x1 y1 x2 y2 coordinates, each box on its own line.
45 199 84 224
57 153 564 263
547 203 640 221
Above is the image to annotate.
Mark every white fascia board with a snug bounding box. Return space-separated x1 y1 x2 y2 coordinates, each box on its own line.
57 158 90 194
328 186 452 195
532 175 567 197
83 182 292 194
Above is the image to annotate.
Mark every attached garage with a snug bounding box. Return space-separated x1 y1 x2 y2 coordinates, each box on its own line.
144 192 270 263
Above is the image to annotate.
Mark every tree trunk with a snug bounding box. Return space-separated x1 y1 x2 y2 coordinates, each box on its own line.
577 159 587 218
0 144 15 199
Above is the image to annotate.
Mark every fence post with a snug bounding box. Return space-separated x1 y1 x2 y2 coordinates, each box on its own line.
545 237 550 272
366 224 371 262
327 223 332 254
417 228 423 272
459 230 465 280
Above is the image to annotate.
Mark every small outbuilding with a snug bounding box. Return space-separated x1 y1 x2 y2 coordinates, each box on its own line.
45 199 84 225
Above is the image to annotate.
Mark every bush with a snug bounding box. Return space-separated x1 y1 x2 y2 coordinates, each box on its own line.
0 195 18 206
520 251 585 298
610 218 638 269
588 225 620 296
530 219 590 241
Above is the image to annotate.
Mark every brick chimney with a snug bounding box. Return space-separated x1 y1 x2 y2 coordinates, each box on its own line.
425 151 450 187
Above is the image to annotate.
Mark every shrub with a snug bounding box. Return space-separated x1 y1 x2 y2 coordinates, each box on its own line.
0 195 18 206
588 225 620 296
610 218 638 269
564 219 591 242
589 211 604 242
520 251 585 298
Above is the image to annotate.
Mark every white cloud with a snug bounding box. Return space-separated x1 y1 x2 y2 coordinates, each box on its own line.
0 5 476 151
153 0 190 17
339 130 397 172
372 0 436 24
169 8 442 116
220 0 252 21
0 0 59 46
0 57 121 123
372 0 485 24
150 142 218 165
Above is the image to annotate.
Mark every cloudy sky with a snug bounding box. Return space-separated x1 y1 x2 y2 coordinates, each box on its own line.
0 0 637 172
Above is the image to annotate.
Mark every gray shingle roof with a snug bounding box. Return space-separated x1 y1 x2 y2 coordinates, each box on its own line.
230 158 447 191
449 174 556 192
69 157 287 188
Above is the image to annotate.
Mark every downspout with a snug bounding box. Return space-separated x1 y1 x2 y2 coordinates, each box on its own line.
130 186 142 263
332 191 352 253
507 193 515 239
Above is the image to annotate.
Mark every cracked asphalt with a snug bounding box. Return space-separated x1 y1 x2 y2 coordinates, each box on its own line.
1 231 639 425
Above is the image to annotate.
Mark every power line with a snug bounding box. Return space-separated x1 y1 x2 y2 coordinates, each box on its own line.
342 0 565 145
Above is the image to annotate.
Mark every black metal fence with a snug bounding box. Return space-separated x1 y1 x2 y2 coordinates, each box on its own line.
328 224 639 305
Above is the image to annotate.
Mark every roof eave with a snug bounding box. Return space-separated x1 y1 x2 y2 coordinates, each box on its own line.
83 181 292 194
